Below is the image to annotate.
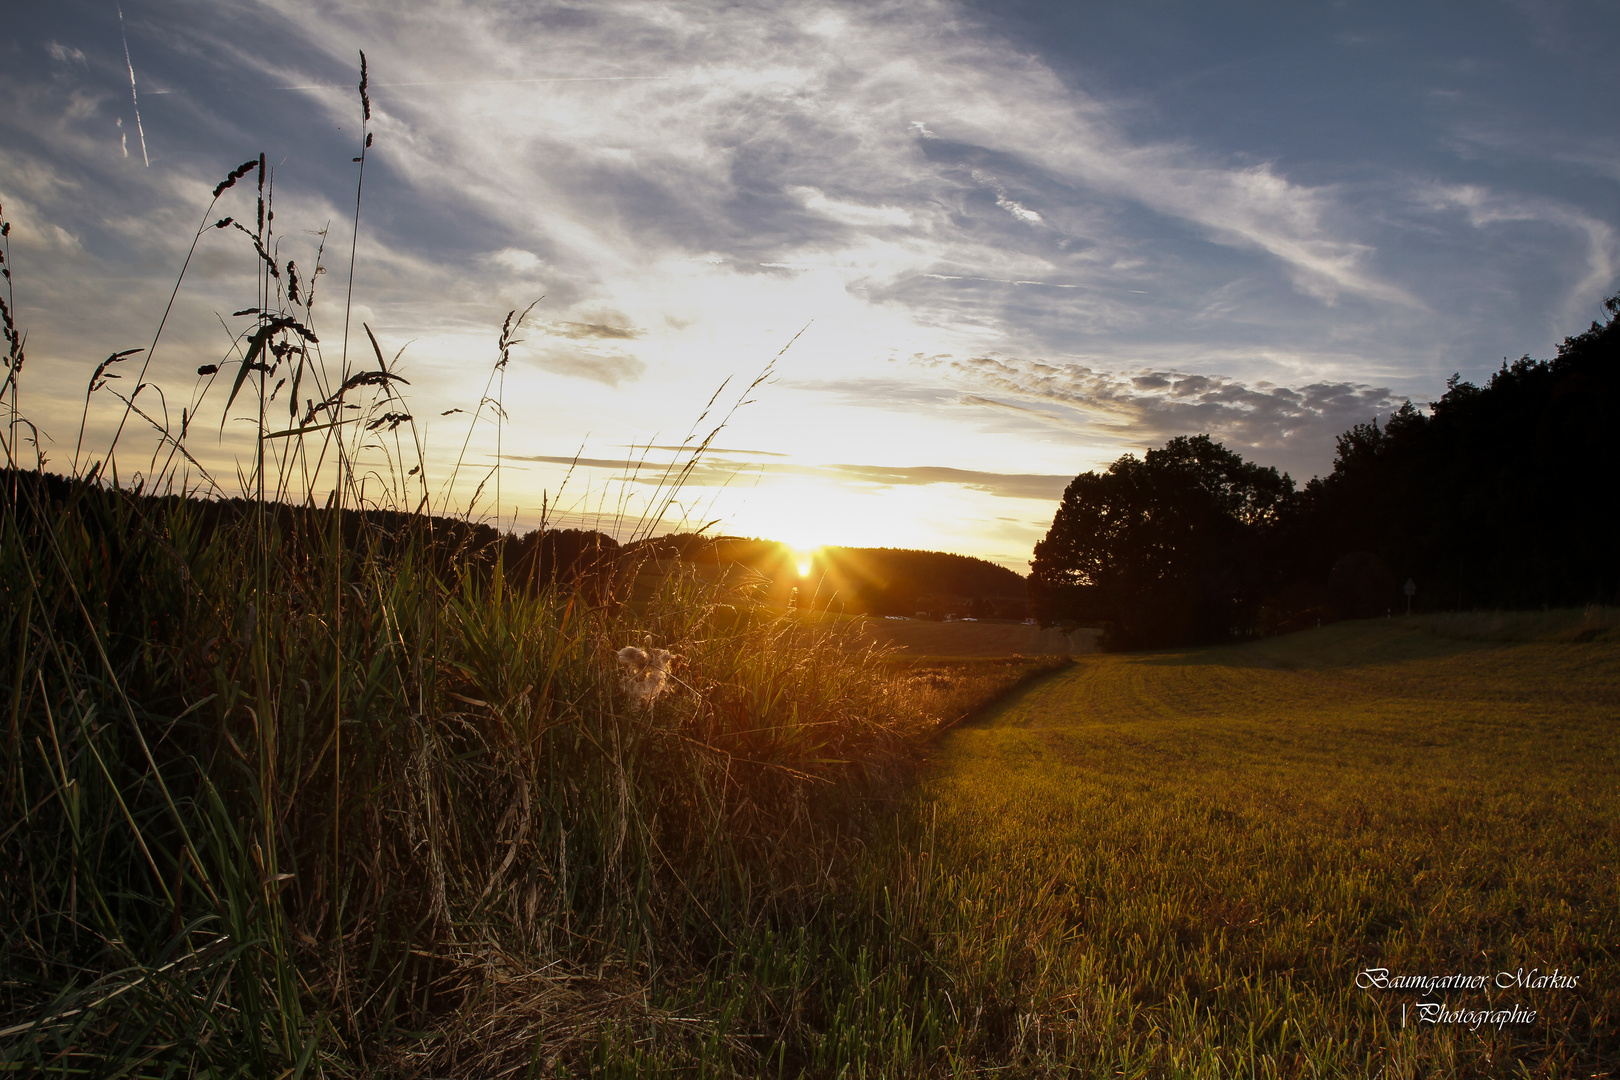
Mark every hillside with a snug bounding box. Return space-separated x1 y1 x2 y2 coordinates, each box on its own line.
625 534 1031 617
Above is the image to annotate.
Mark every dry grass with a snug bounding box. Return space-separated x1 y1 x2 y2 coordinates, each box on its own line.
887 655 1073 734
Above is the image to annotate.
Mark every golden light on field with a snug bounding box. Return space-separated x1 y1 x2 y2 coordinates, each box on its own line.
793 547 817 578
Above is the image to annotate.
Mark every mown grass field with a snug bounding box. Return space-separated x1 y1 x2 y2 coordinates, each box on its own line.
755 615 1617 1077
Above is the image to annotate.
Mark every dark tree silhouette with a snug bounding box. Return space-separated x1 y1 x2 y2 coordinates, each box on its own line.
1031 435 1293 649
1038 294 1620 647
1281 294 1620 613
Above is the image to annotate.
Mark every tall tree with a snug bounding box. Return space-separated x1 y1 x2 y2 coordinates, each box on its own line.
1031 435 1292 648
1282 294 1620 613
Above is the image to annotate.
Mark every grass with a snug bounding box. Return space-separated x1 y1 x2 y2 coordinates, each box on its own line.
0 468 973 1077
854 618 1099 659
688 617 1613 1077
1406 604 1620 645
884 655 1073 734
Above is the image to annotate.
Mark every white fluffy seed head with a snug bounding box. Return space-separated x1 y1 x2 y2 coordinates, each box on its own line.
617 640 677 707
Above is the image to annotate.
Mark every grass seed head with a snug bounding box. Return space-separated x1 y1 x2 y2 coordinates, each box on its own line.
617 636 678 709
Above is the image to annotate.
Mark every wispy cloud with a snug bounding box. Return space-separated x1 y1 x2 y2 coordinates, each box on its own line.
1418 183 1619 331
233 0 1431 335
541 319 643 341
813 462 1069 500
46 42 87 66
502 452 1070 501
526 344 647 387
116 5 149 167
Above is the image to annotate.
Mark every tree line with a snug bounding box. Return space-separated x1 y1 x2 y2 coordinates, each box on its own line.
1031 295 1620 649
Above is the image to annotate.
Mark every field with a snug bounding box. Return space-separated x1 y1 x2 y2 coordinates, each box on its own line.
855 617 1099 658
731 615 1617 1077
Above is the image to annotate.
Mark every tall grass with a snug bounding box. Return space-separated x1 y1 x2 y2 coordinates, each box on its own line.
0 61 953 1077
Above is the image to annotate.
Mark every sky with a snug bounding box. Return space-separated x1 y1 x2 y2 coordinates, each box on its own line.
2 0 1617 570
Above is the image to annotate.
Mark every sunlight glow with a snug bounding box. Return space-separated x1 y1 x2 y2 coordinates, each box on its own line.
794 546 816 577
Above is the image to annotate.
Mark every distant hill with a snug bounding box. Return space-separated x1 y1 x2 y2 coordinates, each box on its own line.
813 546 1027 617
623 535 1029 618
0 473 1028 619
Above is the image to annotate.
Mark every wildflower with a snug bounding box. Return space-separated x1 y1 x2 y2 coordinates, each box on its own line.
617 636 678 708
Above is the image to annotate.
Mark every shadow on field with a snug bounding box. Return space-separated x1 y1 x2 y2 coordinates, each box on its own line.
938 659 1080 735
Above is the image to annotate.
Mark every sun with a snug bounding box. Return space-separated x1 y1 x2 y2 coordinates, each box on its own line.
760 521 823 577
793 546 817 577
733 503 825 576
778 533 822 578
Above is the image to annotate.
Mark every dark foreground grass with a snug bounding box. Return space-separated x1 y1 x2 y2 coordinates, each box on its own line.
0 470 947 1078
650 617 1617 1077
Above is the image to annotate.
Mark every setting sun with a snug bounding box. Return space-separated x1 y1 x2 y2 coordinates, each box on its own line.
792 546 817 577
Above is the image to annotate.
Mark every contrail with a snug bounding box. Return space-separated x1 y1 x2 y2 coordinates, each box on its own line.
117 4 149 166
921 273 1086 289
271 75 675 91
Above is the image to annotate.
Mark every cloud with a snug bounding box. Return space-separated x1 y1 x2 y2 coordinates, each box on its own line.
14 0 1598 411
489 247 544 274
1419 183 1620 330
542 320 642 340
950 354 1405 477
501 451 1069 500
957 393 1070 426
46 42 87 66
812 462 1069 500
972 170 1043 225
234 0 1426 329
633 444 790 457
502 454 662 471
526 343 646 386
790 186 914 228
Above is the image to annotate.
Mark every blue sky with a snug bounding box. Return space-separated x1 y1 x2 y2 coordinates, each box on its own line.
3 0 1616 567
